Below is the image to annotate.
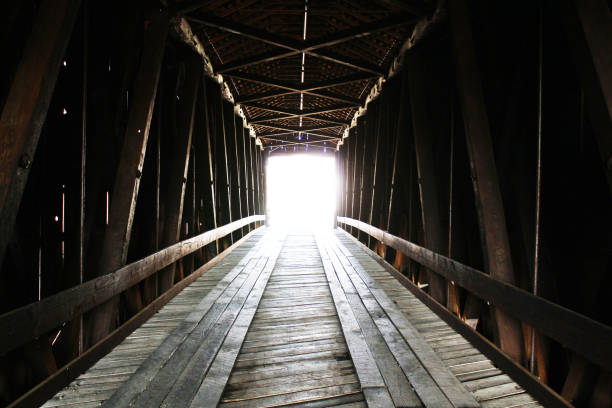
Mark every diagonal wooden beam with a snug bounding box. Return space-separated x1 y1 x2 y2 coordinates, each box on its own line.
226 71 376 93
448 0 524 363
258 131 340 140
264 139 339 149
0 0 81 267
252 116 350 126
216 50 298 73
255 123 345 134
158 59 201 293
246 103 355 121
186 15 302 51
207 15 415 75
86 14 169 346
304 15 417 50
236 88 361 106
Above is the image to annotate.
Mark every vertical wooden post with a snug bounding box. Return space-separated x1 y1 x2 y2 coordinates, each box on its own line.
343 136 351 218
386 72 409 233
248 135 256 218
406 54 448 305
230 113 243 238
356 120 367 241
367 104 382 248
0 0 81 266
241 128 251 230
350 128 359 235
219 96 233 246
157 59 200 293
448 0 524 363
86 13 168 345
253 142 261 218
76 3 88 356
202 78 219 255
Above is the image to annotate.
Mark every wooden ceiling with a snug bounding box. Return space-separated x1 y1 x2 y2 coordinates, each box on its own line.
172 0 434 150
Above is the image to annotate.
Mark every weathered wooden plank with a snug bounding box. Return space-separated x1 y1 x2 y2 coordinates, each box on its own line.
314 235 394 407
0 216 264 356
97 228 269 407
406 53 448 305
14 229 263 408
447 0 524 362
168 234 283 407
337 217 612 372
325 234 480 407
86 12 170 344
158 59 201 292
336 227 570 408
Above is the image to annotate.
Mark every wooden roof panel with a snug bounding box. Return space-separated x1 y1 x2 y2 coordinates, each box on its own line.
178 0 430 146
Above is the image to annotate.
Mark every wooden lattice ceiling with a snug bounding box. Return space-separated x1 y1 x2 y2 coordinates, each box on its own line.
172 0 435 151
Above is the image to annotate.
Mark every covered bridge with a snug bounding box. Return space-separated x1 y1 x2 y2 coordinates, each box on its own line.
0 0 611 407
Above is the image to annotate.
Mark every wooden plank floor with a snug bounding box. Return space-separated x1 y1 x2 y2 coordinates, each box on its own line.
43 227 545 408
42 228 270 408
218 233 366 408
335 229 545 408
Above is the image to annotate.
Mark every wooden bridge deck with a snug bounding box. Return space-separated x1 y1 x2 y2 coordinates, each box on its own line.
42 228 543 408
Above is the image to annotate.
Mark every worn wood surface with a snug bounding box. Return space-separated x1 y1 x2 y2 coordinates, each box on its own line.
41 229 268 408
338 216 612 373
0 216 264 356
335 229 544 408
44 227 547 407
447 0 524 363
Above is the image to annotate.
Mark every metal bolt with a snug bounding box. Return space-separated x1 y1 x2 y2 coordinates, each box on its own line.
19 154 32 169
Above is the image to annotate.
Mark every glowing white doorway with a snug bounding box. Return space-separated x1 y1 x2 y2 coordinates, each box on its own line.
266 154 337 231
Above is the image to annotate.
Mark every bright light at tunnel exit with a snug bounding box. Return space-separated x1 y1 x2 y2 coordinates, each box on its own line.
266 154 337 231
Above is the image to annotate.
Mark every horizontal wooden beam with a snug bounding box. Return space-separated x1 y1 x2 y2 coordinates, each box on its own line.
257 123 345 134
337 217 612 372
257 130 342 139
338 228 571 408
193 15 414 75
0 215 265 356
247 103 354 122
266 139 339 150
226 72 377 93
236 89 361 106
6 228 260 408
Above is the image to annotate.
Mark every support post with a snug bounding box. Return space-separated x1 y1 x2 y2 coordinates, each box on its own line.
157 59 200 293
448 0 524 363
86 13 168 345
202 78 219 255
406 54 448 305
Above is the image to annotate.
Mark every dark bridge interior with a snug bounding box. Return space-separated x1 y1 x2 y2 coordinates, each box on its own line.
0 0 611 407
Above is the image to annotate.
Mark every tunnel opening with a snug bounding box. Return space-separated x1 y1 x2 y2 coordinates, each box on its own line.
266 153 337 231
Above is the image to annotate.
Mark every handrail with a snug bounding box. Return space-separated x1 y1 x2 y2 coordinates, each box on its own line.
0 215 265 356
337 216 612 372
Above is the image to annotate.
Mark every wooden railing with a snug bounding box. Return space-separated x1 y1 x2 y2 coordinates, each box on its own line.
0 215 265 357
337 216 612 373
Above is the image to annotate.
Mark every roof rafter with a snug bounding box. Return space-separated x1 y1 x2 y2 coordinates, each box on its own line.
226 71 377 92
256 123 345 134
236 89 361 106
247 103 355 121
257 131 342 139
186 14 415 75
